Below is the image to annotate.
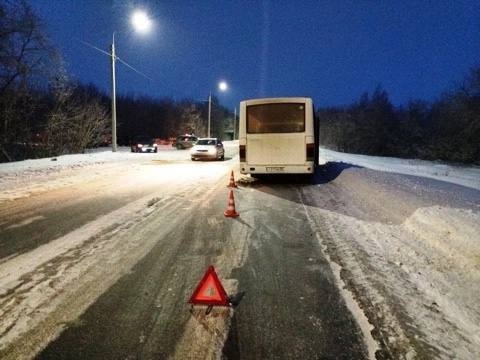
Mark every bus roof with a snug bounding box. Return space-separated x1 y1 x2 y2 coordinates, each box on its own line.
240 97 313 106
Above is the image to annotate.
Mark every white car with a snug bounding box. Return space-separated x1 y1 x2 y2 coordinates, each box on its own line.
190 138 225 161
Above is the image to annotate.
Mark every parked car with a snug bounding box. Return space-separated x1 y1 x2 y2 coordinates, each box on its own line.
130 136 158 153
173 135 198 149
190 138 225 161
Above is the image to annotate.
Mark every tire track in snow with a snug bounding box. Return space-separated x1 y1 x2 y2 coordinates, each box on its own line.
298 188 380 360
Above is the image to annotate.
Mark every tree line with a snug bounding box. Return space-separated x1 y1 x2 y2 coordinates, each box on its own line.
318 68 480 164
0 0 232 162
115 94 232 145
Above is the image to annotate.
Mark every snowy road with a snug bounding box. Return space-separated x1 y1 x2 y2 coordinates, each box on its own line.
0 145 479 359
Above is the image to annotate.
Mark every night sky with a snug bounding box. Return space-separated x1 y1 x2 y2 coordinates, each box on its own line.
31 0 479 110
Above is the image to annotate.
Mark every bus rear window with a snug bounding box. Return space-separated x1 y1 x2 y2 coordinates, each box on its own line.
247 103 305 133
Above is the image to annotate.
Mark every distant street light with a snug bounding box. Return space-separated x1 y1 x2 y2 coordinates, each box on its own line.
111 10 152 152
207 81 228 138
218 81 228 92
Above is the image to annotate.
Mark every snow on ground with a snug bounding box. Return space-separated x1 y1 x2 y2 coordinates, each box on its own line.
308 148 480 358
2 143 477 204
315 205 480 359
0 142 238 203
0 147 137 202
1 142 478 357
319 148 480 191
0 158 233 356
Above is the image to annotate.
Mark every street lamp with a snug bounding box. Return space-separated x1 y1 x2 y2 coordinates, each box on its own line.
111 10 152 152
207 81 228 138
131 10 152 34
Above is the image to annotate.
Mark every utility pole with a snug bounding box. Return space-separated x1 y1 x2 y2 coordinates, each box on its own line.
111 34 117 152
207 91 212 138
84 11 152 152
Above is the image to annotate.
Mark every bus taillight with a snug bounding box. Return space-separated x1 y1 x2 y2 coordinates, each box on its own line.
306 143 315 161
239 145 246 162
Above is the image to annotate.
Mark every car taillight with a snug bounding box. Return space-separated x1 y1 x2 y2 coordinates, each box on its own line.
306 143 315 161
239 145 246 162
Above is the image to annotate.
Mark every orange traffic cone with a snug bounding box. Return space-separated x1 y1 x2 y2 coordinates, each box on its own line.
227 170 237 188
224 189 239 217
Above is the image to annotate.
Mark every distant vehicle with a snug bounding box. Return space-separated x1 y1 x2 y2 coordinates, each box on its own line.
173 135 198 149
190 138 225 161
130 136 158 153
239 97 318 175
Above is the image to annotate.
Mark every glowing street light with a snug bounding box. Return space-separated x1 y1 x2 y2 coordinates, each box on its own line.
131 10 152 34
111 10 152 152
207 81 228 138
218 81 228 92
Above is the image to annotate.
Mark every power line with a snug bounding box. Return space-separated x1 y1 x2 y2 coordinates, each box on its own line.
79 40 153 82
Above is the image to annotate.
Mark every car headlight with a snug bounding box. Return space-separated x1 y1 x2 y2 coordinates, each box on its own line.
208 148 216 154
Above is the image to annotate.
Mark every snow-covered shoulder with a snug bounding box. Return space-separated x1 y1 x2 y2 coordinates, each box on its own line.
319 147 480 191
0 142 239 203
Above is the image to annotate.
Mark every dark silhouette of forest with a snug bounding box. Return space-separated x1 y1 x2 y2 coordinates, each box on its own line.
318 70 480 164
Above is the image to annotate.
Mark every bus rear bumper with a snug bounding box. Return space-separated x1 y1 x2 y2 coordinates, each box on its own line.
240 163 314 174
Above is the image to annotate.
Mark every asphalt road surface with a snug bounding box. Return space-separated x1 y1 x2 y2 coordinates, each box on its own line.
1 148 479 359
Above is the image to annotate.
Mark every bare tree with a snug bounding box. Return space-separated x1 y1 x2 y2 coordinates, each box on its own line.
0 0 57 160
0 0 55 93
46 75 109 155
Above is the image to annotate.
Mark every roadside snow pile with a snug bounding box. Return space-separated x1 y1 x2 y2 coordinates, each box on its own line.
308 204 480 359
319 148 480 190
0 146 171 174
0 147 138 202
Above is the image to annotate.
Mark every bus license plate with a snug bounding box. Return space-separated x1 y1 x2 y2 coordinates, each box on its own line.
266 167 284 172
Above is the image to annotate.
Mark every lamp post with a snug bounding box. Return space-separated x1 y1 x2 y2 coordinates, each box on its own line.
111 10 152 152
207 91 212 138
207 81 228 138
111 33 117 152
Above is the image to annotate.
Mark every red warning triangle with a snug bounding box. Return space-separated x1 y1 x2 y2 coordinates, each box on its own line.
188 266 229 306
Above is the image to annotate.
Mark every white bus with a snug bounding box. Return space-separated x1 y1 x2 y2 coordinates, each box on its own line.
239 97 318 175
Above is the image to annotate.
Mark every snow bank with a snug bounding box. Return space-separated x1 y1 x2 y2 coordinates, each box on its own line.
319 148 480 191
309 205 480 359
0 147 136 202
